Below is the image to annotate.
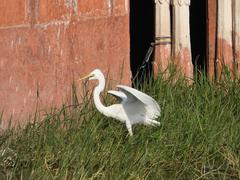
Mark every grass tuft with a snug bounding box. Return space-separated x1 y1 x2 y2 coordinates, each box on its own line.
0 72 240 179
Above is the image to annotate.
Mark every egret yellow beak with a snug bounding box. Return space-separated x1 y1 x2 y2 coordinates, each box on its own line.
78 74 93 81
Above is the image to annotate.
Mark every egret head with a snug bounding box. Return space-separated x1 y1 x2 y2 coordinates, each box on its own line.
79 69 104 81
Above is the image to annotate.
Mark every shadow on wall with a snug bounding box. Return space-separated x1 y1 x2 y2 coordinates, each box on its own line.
130 0 155 84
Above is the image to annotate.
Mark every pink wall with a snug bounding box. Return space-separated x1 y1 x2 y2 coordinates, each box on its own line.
0 0 131 129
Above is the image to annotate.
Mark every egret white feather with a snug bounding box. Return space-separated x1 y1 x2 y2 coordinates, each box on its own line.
79 69 161 136
107 90 127 102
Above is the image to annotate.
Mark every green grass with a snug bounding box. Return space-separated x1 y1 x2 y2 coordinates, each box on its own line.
1 73 240 179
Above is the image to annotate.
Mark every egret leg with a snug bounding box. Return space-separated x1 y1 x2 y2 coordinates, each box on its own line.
125 120 133 136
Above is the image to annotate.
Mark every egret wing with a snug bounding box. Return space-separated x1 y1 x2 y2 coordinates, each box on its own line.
117 85 161 119
107 90 127 102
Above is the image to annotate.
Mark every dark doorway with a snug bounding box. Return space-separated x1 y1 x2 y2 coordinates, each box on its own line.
190 0 207 73
130 0 155 84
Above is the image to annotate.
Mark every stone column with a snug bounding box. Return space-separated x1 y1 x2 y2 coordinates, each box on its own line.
154 0 171 75
172 0 193 80
216 0 233 78
233 0 240 77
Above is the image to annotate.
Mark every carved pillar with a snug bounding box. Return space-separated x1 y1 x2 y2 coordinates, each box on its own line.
233 0 240 76
216 0 233 78
154 0 171 75
172 0 193 80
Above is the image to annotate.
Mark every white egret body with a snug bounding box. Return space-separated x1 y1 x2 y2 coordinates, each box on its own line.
80 69 161 136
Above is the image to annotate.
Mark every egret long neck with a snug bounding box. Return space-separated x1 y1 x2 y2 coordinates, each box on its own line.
93 76 109 115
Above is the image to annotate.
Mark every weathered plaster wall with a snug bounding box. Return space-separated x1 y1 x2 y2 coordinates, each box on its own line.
207 0 240 79
233 0 240 76
0 0 131 129
216 0 234 78
207 0 217 79
154 0 240 80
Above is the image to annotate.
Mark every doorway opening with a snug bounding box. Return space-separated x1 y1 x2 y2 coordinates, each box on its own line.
190 0 207 73
130 0 155 85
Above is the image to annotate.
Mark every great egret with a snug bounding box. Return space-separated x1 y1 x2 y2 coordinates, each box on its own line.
79 69 161 136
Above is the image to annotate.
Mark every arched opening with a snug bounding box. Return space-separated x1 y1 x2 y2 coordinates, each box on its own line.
130 0 155 84
190 0 207 73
